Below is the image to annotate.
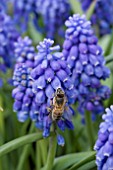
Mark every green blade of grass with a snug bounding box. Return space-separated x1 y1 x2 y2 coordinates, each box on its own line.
0 132 54 157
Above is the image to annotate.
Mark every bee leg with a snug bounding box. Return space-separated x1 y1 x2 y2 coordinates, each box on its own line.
50 99 53 105
52 121 57 133
47 107 52 113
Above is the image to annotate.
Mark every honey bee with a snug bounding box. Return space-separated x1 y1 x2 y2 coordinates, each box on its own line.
48 88 67 121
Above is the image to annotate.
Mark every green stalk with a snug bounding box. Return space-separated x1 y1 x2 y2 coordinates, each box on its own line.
16 123 35 170
17 145 31 170
36 141 42 170
85 111 95 149
0 132 54 157
20 119 30 136
0 95 5 139
44 134 57 170
40 139 48 165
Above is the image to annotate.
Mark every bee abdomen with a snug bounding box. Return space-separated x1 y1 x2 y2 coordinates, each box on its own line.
52 112 62 121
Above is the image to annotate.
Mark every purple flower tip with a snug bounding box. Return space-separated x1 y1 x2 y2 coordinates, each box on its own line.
57 134 65 146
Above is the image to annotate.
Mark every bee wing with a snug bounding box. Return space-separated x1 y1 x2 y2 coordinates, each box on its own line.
63 107 74 120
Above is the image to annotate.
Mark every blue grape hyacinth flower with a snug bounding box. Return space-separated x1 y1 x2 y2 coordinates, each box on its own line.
13 0 37 32
0 7 19 68
11 0 71 38
94 106 113 170
30 38 75 145
35 0 71 38
79 0 113 36
62 14 111 120
12 36 36 121
12 63 35 122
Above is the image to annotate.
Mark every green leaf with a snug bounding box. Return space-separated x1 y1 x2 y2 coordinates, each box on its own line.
69 0 83 15
0 132 54 157
77 160 96 170
53 151 95 170
67 152 96 170
17 144 31 170
16 123 35 170
101 69 113 89
85 111 95 150
28 16 43 44
99 35 111 52
86 0 96 20
105 54 113 65
104 30 113 56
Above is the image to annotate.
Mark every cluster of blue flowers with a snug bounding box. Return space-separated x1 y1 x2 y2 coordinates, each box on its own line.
94 106 113 170
0 5 19 87
79 0 113 36
0 7 19 68
2 0 71 38
12 63 35 122
35 0 71 38
62 14 111 120
13 37 75 145
13 0 37 32
12 36 35 122
12 13 111 147
12 14 112 146
0 0 113 168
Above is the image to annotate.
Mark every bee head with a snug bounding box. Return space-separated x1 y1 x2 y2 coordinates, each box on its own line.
56 88 64 97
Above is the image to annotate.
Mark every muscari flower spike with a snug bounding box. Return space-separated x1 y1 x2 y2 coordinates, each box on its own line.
79 0 113 36
0 7 19 68
35 0 71 38
12 36 36 121
12 63 35 122
62 14 111 120
30 38 75 145
94 106 113 170
14 36 35 67
13 0 37 32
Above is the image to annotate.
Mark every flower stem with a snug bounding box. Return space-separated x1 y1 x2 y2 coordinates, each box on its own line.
85 111 95 150
45 134 57 170
44 123 57 170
